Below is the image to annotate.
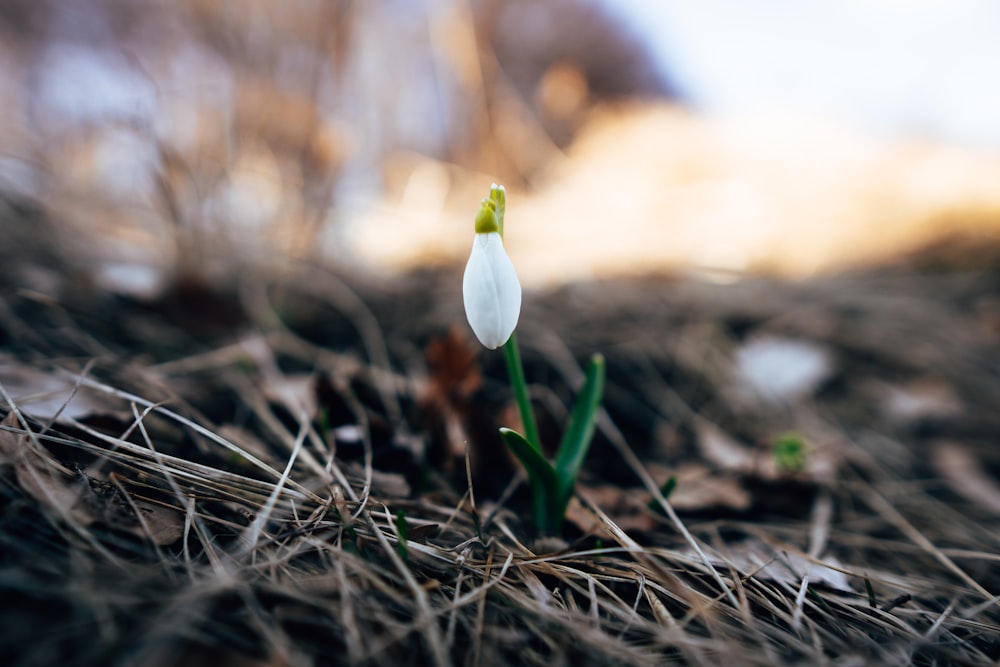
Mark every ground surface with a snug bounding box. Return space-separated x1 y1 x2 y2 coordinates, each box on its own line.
1 210 1000 665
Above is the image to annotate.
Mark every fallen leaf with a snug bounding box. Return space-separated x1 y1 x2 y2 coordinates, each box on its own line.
0 412 184 544
694 418 842 487
876 379 962 424
932 440 1000 515
646 462 753 513
84 474 186 545
569 463 756 534
407 523 440 541
124 494 186 545
261 374 317 420
0 356 105 421
668 463 753 512
695 540 853 593
0 411 93 525
419 327 481 466
567 483 658 534
695 419 756 474
424 326 482 400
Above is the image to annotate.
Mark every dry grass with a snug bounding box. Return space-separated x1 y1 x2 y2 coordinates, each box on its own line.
2 244 999 666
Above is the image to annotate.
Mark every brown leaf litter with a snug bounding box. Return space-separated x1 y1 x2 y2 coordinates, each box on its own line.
1 247 1000 666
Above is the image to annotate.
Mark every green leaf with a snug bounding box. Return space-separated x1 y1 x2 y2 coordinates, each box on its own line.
647 475 678 514
773 431 808 473
500 427 558 532
864 575 877 608
553 354 605 514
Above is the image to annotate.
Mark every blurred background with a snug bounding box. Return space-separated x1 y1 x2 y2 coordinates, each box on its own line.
2 0 1000 295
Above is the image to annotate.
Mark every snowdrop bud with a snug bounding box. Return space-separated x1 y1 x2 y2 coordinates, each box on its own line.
489 183 506 232
463 201 521 350
474 199 500 234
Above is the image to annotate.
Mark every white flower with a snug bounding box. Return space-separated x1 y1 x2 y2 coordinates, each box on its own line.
463 231 521 349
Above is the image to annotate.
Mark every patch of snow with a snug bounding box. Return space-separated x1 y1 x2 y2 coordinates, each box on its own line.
735 336 833 403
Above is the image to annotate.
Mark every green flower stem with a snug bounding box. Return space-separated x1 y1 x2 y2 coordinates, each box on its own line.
502 333 541 452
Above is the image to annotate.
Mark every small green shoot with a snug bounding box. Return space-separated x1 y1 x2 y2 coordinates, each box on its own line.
333 506 357 540
806 587 833 615
395 509 409 561
471 510 483 544
647 475 678 514
236 355 257 375
318 406 331 446
864 575 877 608
773 431 808 474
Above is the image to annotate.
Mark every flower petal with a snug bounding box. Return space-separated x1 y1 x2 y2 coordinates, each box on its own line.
462 232 521 349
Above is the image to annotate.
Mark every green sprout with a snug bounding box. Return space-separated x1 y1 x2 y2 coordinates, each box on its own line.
395 509 409 561
647 474 677 514
773 431 808 474
463 184 606 535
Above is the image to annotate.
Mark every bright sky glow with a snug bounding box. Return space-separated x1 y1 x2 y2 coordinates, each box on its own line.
604 0 1000 146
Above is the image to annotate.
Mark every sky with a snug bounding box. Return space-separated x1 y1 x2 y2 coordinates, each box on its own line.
604 0 1000 147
